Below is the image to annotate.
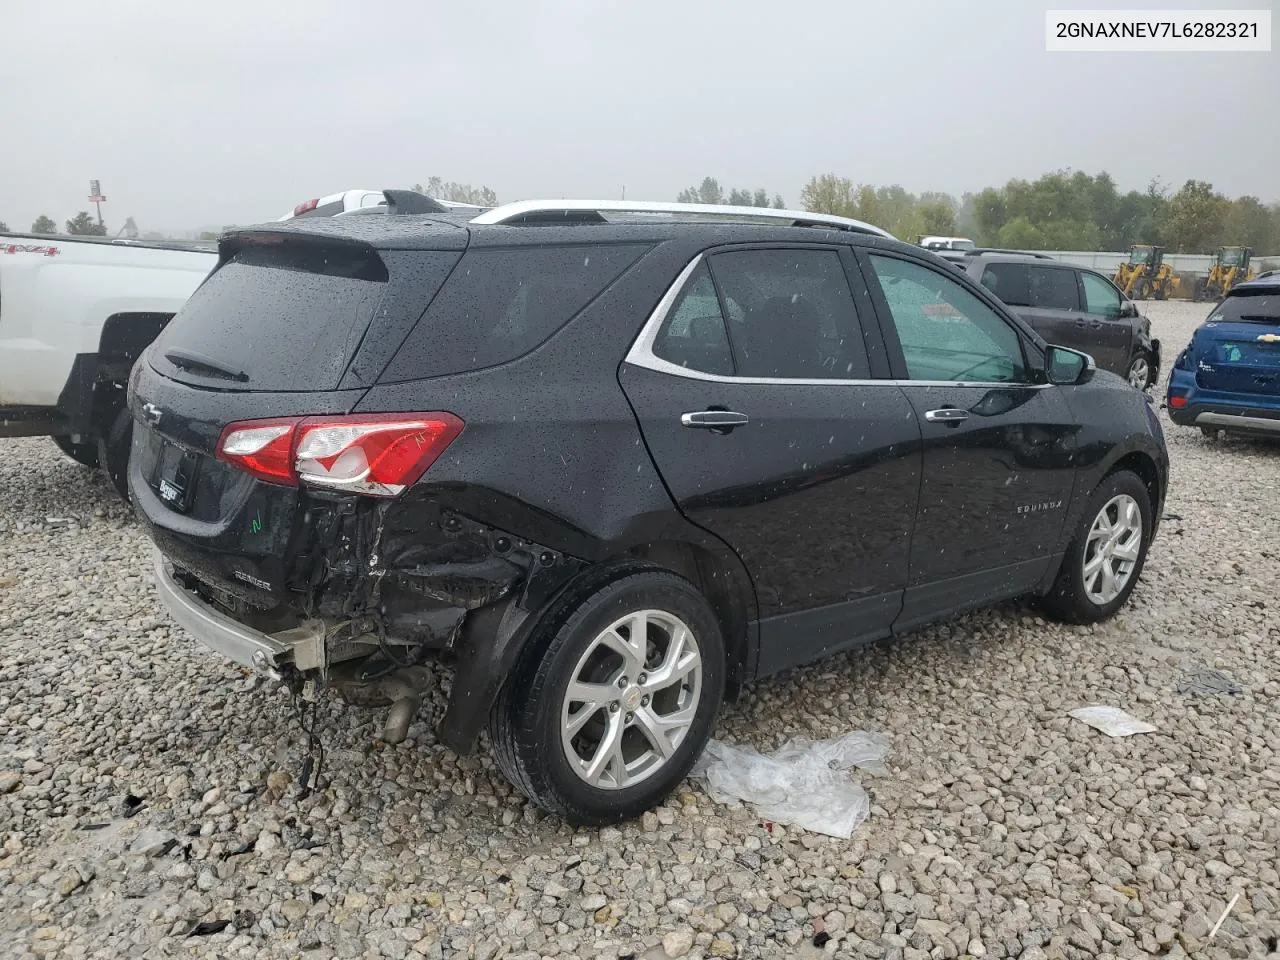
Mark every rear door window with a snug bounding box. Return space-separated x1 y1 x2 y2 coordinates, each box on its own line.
710 248 871 379
979 262 1031 306
383 243 650 381
1029 266 1081 310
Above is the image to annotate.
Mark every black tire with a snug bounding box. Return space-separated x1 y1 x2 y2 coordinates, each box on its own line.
490 569 725 826
51 435 100 468
1153 283 1166 301
1039 470 1153 625
1132 278 1149 300
1200 426 1219 440
97 404 133 502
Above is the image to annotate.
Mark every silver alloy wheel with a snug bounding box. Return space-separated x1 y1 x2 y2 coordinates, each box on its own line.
1127 356 1150 389
560 609 702 790
1083 493 1143 605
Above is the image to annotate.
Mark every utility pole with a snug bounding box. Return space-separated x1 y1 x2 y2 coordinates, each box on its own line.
88 179 106 228
621 185 626 200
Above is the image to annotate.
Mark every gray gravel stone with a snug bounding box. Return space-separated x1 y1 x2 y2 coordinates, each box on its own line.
0 302 1278 959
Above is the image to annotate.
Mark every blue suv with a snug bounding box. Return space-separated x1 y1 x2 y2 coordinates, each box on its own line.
1167 275 1280 438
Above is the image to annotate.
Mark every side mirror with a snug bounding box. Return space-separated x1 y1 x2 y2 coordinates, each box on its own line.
1045 345 1096 385
1119 300 1138 318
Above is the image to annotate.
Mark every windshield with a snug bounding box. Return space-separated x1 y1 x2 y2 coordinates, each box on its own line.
1221 248 1246 266
1130 248 1150 264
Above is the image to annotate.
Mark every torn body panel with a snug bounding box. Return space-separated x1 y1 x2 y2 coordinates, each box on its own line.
151 480 587 751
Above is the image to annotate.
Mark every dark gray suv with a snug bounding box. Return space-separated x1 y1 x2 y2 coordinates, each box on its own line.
952 253 1160 389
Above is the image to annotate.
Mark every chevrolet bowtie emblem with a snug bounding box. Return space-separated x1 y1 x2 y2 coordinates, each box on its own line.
142 402 163 426
1257 333 1280 343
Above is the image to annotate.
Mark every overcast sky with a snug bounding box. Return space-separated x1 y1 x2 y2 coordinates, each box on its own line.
1 0 1276 233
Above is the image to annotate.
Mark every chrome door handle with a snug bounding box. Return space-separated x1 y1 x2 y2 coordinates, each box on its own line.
681 410 749 430
925 408 968 425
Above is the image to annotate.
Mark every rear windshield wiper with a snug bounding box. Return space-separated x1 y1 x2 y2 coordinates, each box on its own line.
163 349 249 382
1236 315 1280 323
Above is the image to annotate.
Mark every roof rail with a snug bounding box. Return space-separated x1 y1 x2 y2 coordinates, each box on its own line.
469 199 893 239
965 248 1055 260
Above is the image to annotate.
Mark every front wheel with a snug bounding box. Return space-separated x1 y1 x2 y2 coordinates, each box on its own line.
490 570 725 825
1125 352 1152 390
1039 471 1152 624
1132 278 1149 300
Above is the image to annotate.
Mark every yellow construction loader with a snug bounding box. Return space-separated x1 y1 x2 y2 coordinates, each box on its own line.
1195 246 1255 301
1113 244 1175 300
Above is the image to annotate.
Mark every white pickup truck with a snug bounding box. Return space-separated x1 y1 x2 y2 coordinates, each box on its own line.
1 190 471 497
0 233 215 495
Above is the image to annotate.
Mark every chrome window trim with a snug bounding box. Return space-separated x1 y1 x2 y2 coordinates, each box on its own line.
623 254 1050 390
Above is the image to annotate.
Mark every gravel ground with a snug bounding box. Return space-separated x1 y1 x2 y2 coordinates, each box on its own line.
2 300 1278 960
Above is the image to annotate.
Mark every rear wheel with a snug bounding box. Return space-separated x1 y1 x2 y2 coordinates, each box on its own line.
1125 352 1152 390
96 404 133 501
1039 471 1152 625
51 435 100 468
1200 426 1219 440
490 570 725 825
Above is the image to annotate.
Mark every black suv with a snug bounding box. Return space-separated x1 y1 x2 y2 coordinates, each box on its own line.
129 201 1168 824
949 252 1160 390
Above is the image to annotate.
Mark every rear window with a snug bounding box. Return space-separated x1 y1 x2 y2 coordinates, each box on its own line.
1210 292 1280 323
382 243 650 382
153 246 390 391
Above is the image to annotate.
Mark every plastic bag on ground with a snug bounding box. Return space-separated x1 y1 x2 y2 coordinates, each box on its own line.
1068 705 1157 737
689 731 890 839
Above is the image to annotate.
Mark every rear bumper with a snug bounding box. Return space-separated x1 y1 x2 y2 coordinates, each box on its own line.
152 549 289 678
1190 410 1280 435
1169 402 1280 435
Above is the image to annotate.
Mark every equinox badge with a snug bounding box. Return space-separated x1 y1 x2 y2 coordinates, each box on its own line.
142 402 162 426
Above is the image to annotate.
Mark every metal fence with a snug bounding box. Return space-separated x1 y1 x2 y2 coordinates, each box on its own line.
1041 250 1280 277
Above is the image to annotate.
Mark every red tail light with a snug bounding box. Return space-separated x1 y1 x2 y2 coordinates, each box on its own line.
292 198 319 216
217 413 463 496
1168 394 1187 409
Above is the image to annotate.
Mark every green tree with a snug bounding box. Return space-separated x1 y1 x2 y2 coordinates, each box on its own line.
678 180 777 207
31 215 58 234
996 217 1044 249
973 188 1007 244
677 177 724 205
120 216 138 239
0 220 8 232
1223 196 1274 253
919 199 957 235
1165 180 1228 252
66 211 106 236
800 174 858 217
415 177 498 206
773 193 785 209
